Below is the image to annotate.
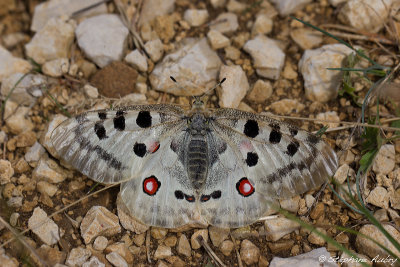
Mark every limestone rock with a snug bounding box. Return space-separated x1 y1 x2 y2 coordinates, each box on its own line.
76 14 129 67
150 38 221 96
0 46 31 82
218 65 249 108
244 35 285 80
28 207 60 245
25 17 75 64
80 206 121 244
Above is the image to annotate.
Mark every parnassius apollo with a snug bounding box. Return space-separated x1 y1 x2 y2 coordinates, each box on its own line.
51 96 338 228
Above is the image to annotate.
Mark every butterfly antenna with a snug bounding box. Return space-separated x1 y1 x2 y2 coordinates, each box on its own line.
199 77 226 99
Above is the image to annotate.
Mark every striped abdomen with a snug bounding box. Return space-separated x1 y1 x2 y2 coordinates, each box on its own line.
187 134 208 189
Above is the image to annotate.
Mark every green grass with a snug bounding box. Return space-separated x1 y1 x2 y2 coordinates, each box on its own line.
290 16 400 263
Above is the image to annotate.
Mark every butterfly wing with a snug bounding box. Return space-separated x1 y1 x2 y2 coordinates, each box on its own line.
51 104 185 183
199 108 337 227
51 104 205 227
120 129 207 228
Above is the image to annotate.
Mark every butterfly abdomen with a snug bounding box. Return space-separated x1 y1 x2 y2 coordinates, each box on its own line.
187 134 208 189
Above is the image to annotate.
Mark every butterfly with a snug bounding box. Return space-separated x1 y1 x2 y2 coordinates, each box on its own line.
51 87 338 228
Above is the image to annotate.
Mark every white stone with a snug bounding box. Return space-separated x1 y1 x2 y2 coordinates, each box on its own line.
177 234 191 257
372 144 395 175
32 156 68 183
0 46 31 82
329 0 347 6
290 28 323 50
82 256 105 267
42 58 69 77
2 33 29 49
269 98 305 115
0 248 18 267
0 160 14 185
138 0 175 26
31 0 107 32
93 236 108 251
28 207 60 245
244 35 285 80
264 217 300 242
83 84 99 99
333 164 355 184
154 245 172 259
252 14 273 36
1 73 45 106
191 229 208 249
210 13 239 34
81 206 121 244
184 9 209 27
299 44 359 103
121 93 147 104
7 197 23 208
270 247 336 267
308 228 327 246
316 111 340 128
144 39 164 62
356 224 400 260
125 49 148 72
66 247 92 267
366 186 389 209
211 0 225 8
76 14 129 68
25 17 75 65
37 181 58 197
247 79 273 104
270 0 312 16
218 65 249 108
338 0 393 33
4 101 34 135
279 196 300 213
106 251 128 267
207 30 230 50
227 0 247 12
150 38 221 96
240 240 260 265
305 194 315 208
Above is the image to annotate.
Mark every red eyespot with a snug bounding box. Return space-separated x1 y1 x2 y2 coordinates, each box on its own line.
149 142 160 153
143 176 161 196
236 177 255 197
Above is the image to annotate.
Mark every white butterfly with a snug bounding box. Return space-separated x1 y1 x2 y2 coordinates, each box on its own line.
51 94 338 228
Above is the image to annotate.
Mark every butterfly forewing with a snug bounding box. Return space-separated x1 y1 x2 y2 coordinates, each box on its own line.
51 104 185 184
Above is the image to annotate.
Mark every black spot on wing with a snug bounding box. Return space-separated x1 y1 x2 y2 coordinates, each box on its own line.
136 111 152 128
175 190 184 199
243 119 259 138
269 129 282 144
200 194 210 202
287 141 300 156
211 190 221 199
94 122 107 140
98 112 107 120
246 152 258 167
289 128 298 136
307 134 320 145
113 111 125 131
133 142 147 157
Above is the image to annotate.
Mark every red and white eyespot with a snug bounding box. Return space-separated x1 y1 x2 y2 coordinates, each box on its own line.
148 141 160 153
143 176 161 196
236 177 255 197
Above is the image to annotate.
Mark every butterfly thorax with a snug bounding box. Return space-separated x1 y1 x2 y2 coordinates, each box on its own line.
186 112 209 190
